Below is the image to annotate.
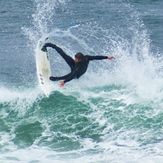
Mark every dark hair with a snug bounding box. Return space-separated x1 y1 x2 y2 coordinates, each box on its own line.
75 52 84 59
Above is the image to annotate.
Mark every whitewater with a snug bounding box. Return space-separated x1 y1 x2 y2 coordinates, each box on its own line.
0 0 163 162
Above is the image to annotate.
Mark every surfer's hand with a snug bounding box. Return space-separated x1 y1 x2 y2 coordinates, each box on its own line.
60 81 65 87
108 56 115 60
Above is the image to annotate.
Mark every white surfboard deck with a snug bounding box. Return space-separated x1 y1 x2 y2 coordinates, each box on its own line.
36 41 52 97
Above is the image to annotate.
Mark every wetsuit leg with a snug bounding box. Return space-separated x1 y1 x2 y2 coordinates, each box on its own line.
43 43 75 70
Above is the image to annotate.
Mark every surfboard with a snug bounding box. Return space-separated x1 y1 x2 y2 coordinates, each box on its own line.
36 41 52 97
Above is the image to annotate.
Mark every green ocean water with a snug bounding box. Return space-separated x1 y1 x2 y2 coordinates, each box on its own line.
1 0 163 162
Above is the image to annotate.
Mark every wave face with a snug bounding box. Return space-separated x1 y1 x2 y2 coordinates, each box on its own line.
0 0 163 162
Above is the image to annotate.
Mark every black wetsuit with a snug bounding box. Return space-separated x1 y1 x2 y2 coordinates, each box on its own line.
43 43 108 83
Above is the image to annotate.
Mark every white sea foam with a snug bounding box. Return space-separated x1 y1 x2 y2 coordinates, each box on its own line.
1 0 163 162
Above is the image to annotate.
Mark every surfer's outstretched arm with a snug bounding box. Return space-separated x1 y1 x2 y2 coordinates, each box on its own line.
42 43 75 70
85 55 115 61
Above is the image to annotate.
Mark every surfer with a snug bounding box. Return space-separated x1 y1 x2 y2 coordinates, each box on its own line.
42 43 115 87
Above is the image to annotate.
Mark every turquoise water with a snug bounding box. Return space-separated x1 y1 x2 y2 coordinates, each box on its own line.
1 0 163 162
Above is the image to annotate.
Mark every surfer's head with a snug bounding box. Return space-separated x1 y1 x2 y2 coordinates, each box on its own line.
75 52 84 63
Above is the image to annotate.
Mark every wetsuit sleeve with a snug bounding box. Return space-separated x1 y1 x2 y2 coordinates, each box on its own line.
64 77 74 83
85 55 108 61
63 70 79 83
